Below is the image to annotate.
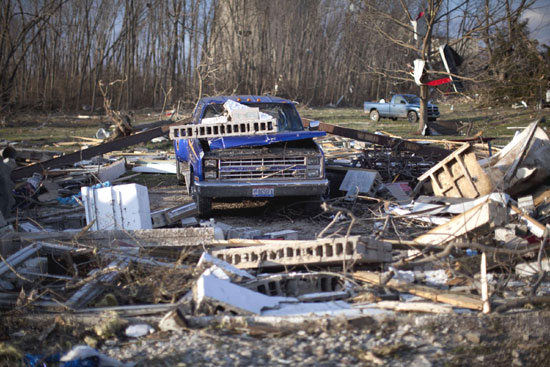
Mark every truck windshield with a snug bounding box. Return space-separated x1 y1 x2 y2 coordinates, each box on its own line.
403 95 420 104
202 103 304 132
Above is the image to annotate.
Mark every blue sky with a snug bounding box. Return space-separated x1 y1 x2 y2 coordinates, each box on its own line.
523 0 550 45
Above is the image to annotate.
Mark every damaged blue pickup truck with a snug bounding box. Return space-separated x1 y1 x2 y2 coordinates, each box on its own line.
170 96 328 216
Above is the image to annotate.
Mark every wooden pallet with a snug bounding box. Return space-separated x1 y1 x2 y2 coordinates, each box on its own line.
417 143 493 199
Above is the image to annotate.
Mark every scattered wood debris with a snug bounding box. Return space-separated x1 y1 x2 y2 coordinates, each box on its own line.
1 117 550 360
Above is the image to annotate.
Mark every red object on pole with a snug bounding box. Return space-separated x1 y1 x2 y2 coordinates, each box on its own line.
426 77 452 86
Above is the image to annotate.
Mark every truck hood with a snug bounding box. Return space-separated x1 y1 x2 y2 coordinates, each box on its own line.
209 131 326 150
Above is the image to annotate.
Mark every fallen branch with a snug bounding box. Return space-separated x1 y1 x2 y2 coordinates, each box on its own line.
495 296 550 313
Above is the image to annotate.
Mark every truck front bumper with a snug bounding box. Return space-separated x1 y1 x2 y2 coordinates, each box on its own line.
195 179 328 198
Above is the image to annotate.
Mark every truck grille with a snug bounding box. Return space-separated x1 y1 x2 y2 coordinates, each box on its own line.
219 157 307 180
428 106 439 115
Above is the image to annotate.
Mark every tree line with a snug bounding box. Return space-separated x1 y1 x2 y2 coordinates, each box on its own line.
1 0 548 113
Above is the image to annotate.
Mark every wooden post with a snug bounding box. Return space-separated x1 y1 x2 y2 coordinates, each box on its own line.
481 252 491 313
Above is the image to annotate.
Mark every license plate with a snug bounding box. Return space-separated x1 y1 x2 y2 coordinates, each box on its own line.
252 187 274 197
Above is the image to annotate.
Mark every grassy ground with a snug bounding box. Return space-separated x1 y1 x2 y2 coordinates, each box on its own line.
1 103 549 150
300 102 550 146
0 112 169 152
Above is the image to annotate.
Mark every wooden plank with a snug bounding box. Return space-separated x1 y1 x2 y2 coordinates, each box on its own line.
418 144 471 182
413 200 507 246
353 271 484 310
11 123 172 180
363 300 453 314
302 119 451 159
2 227 214 248
455 154 478 196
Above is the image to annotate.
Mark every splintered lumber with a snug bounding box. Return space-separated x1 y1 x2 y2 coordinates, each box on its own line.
417 143 493 199
353 271 484 310
413 200 507 246
301 118 451 159
11 124 172 180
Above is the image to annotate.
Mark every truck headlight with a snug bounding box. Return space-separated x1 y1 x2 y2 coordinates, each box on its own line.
204 171 217 179
204 159 217 168
307 169 320 178
307 156 320 165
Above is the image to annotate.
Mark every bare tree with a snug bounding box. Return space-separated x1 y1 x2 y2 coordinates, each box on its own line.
0 0 65 109
356 0 539 133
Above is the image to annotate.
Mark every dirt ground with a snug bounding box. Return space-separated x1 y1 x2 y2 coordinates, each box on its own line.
147 176 337 240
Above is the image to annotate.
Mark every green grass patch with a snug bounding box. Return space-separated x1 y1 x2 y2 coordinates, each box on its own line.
2 104 549 151
300 103 550 146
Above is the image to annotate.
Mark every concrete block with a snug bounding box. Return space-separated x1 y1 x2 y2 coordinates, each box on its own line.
81 183 152 231
339 169 382 199
264 230 299 240
226 227 262 240
518 195 536 217
414 200 507 246
194 267 296 315
97 158 126 182
169 118 278 140
151 202 197 228
180 217 199 227
210 236 392 269
242 273 343 297
516 259 550 277
197 252 255 283
494 227 516 242
494 227 528 247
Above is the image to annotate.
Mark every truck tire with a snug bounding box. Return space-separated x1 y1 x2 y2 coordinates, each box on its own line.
176 160 185 186
304 195 323 215
191 185 212 217
407 111 418 124
369 110 380 122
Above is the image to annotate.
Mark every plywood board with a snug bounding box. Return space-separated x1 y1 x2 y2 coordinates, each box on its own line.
413 200 507 246
418 144 493 199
